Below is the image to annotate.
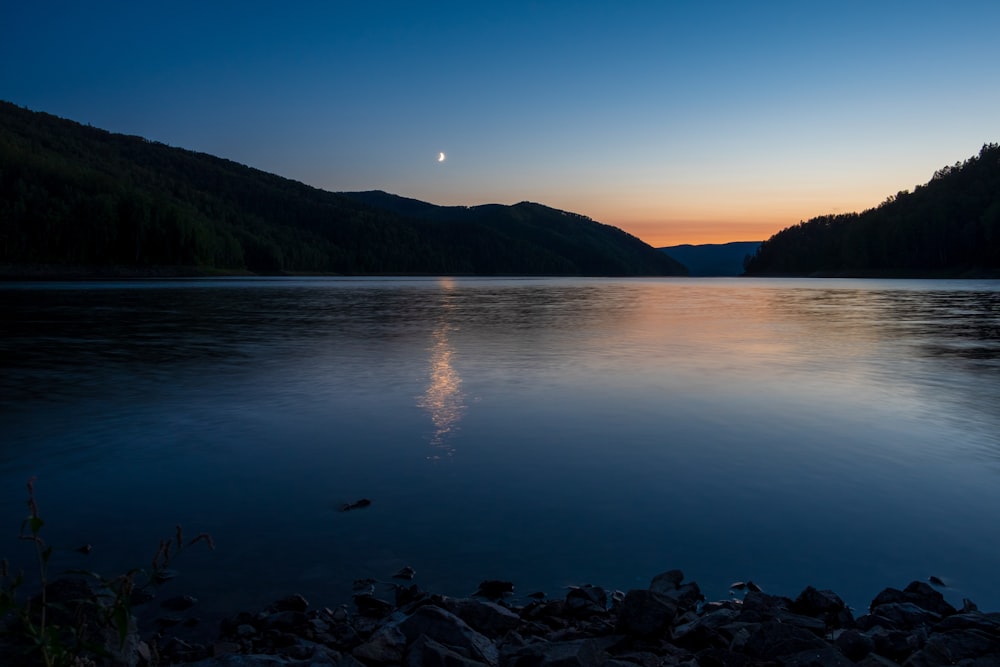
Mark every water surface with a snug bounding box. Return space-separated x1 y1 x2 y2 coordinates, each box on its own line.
1 276 999 623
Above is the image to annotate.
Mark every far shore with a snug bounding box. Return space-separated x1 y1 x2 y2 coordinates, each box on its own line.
3 262 1000 281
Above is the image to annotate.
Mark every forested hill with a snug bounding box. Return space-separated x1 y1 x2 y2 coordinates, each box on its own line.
660 241 761 276
0 101 686 277
744 143 1000 276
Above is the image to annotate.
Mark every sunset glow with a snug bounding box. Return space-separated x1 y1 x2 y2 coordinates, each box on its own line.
3 2 997 246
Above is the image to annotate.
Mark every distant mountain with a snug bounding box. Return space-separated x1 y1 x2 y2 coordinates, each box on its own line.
660 241 761 276
744 143 1000 276
0 101 686 277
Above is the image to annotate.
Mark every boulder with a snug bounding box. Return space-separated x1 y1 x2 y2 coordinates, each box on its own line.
405 635 489 667
615 589 677 639
397 605 498 665
740 621 829 659
869 582 957 618
352 624 407 665
904 628 1000 666
779 646 855 667
441 597 522 638
791 586 854 629
269 594 310 613
865 602 942 631
649 570 684 594
564 585 608 618
503 638 609 667
833 628 874 661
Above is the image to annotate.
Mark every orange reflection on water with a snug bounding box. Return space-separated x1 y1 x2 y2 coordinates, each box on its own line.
419 279 465 459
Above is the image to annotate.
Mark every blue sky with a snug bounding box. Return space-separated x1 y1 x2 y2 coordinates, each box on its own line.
3 1 998 245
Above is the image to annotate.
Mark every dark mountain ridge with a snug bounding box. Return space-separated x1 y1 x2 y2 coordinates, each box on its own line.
0 101 686 277
744 143 1000 276
660 241 762 276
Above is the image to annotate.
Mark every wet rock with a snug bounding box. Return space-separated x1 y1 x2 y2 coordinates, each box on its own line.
264 610 309 633
353 594 394 618
393 565 416 580
905 628 1000 666
504 638 609 667
741 621 829 659
869 581 957 618
649 569 684 594
352 624 407 665
791 586 854 629
406 635 490 667
649 570 702 612
868 627 917 663
933 610 1000 634
779 646 854 666
615 589 677 639
397 605 499 665
865 601 942 630
565 584 608 618
441 596 522 638
833 628 874 661
340 498 372 511
474 580 514 600
737 590 793 623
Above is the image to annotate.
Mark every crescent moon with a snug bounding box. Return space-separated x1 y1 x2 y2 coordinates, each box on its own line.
438 152 446 162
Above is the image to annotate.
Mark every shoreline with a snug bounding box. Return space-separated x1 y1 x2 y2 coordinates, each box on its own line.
24 570 999 666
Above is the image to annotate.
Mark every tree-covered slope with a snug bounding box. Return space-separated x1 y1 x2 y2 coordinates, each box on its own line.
0 101 686 277
660 241 762 276
744 144 1000 276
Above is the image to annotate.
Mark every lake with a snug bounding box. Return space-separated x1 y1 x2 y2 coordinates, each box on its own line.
1 276 999 626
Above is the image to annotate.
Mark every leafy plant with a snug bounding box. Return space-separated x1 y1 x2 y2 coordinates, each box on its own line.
0 478 213 666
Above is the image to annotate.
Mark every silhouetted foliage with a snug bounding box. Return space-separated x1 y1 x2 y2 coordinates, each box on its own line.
0 101 686 277
744 143 1000 276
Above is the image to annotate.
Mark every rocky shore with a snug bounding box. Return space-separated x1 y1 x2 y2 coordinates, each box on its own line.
109 569 999 666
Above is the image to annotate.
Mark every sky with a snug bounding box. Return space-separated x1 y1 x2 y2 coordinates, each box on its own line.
3 1 999 246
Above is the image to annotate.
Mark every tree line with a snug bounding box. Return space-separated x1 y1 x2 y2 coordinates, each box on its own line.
744 143 1000 276
0 101 686 277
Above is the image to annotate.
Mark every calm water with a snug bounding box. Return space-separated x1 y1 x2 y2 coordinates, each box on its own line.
2 277 999 625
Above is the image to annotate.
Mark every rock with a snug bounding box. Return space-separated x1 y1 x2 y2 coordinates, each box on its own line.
694 648 750 667
397 605 499 665
340 498 372 511
264 610 309 633
615 589 677 639
905 628 1000 666
474 580 514 599
352 624 407 665
406 635 490 667
791 586 854 629
353 594 394 618
441 596 522 638
869 582 957 618
865 602 942 630
393 565 416 580
737 590 793 622
740 621 829 659
565 585 608 617
928 575 945 587
833 628 874 661
780 646 855 666
503 638 609 667
933 611 1000 634
868 627 916 663
649 569 684 594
